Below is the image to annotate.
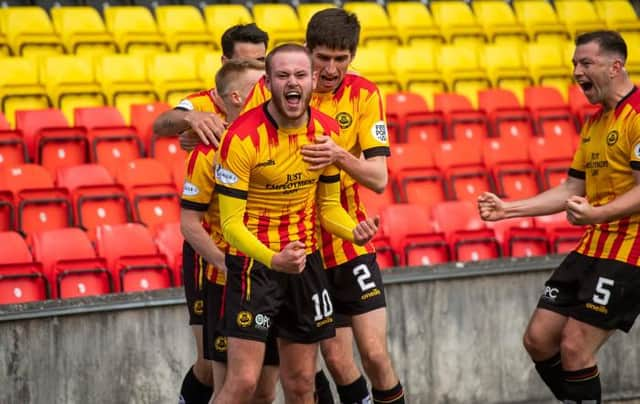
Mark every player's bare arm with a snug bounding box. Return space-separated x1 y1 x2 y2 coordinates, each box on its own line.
271 241 307 273
180 209 227 272
154 109 227 148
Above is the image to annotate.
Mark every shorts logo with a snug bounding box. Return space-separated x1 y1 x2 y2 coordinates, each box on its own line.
336 112 353 129
182 181 199 196
606 130 619 146
542 286 559 301
215 164 239 185
254 313 271 330
214 336 228 352
193 299 204 315
237 311 253 328
371 121 388 143
177 99 194 111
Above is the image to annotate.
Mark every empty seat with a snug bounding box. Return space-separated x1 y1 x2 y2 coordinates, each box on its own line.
534 211 584 253
482 43 534 102
438 45 491 103
154 221 183 279
203 5 253 49
253 4 304 47
568 84 599 127
477 88 534 139
594 0 640 33
391 44 446 106
524 86 578 138
155 5 217 53
95 223 173 292
385 91 444 145
357 183 396 219
433 93 490 142
524 43 573 99
0 6 64 57
473 0 529 44
554 0 606 38
0 231 48 304
484 137 540 199
430 1 487 45
0 57 51 128
386 1 443 46
104 6 168 54
31 227 111 299
198 51 223 89
14 108 89 175
343 2 400 48
529 135 575 189
130 102 171 153
0 190 14 231
147 52 207 106
350 45 400 96
50 6 117 56
486 217 548 257
0 125 27 170
513 0 571 42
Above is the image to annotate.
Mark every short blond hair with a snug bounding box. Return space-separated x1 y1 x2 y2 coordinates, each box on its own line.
215 58 265 96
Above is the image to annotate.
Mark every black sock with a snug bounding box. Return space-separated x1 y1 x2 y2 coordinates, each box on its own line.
315 370 335 404
179 366 213 404
372 382 404 404
563 365 601 404
336 375 371 404
534 352 565 400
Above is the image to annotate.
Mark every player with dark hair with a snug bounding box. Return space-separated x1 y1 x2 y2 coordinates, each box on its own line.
212 43 379 404
478 30 640 404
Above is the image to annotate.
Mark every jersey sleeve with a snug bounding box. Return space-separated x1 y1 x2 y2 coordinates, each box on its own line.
569 128 587 180
357 87 391 159
628 115 640 171
242 76 270 113
317 166 357 242
181 146 215 211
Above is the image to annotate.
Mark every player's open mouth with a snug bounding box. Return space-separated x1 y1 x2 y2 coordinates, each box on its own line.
578 81 594 92
285 90 302 107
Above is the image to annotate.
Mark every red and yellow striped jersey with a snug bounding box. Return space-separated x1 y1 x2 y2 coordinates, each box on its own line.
176 88 226 119
242 73 391 268
570 87 640 264
215 104 346 264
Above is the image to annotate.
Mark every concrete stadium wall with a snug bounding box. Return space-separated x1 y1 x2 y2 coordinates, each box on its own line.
2 256 640 404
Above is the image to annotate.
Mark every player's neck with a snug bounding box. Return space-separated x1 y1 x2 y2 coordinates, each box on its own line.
604 80 635 111
266 100 309 129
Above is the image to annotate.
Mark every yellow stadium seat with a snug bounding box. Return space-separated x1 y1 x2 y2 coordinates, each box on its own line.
430 1 487 45
0 57 50 127
392 44 446 103
386 2 444 46
147 53 207 106
40 55 106 123
482 43 533 102
50 7 117 56
297 3 334 29
96 54 157 123
253 4 304 47
439 44 491 106
350 45 401 97
621 32 640 82
0 29 10 56
554 0 607 38
0 7 64 57
472 0 529 44
198 51 223 89
343 2 400 48
104 6 168 55
524 42 573 99
513 0 571 42
204 5 253 50
594 0 640 33
155 5 217 53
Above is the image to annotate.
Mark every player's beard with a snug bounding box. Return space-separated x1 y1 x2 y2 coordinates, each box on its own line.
273 86 312 123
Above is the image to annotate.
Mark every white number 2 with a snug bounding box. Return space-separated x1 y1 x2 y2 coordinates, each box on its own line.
592 277 615 306
353 264 376 292
312 289 333 321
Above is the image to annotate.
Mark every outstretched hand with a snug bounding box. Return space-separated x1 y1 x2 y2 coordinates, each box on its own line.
301 135 342 170
477 192 506 221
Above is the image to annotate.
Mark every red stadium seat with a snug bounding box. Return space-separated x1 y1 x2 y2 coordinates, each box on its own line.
15 108 89 175
56 164 132 237
524 86 579 138
385 91 445 145
129 102 171 154
31 228 111 299
116 158 180 234
154 221 183 282
528 136 574 189
355 183 396 219
95 223 173 292
372 234 396 269
150 132 186 188
534 211 584 253
0 231 48 304
568 84 599 127
74 106 143 176
0 127 28 169
477 88 534 139
487 217 548 257
483 137 540 199
433 93 490 142
0 190 14 231
381 203 449 267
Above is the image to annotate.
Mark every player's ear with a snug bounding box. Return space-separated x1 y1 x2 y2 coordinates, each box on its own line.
312 69 319 90
221 55 229 65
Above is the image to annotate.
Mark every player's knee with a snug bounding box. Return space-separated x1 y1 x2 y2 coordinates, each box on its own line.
360 344 391 375
252 388 276 404
226 372 260 396
560 329 591 368
523 326 551 359
280 370 315 398
193 359 213 385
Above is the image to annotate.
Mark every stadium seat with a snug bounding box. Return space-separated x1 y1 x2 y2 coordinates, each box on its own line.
350 45 401 96
203 5 252 49
50 6 117 56
391 44 446 106
96 54 158 123
554 0 606 38
0 6 64 57
524 42 574 99
253 4 304 47
0 123 27 170
534 211 584 253
622 32 640 82
104 6 168 54
147 52 207 106
371 234 396 269
483 137 540 199
594 0 640 33
433 93 490 142
486 217 548 257
0 164 73 237
0 231 48 304
513 0 571 42
430 1 487 45
343 2 400 48
150 132 186 190
74 106 143 176
568 84 599 127
130 102 171 154
56 164 132 238
433 139 495 202
528 135 575 190
31 227 111 299
0 57 51 128
385 91 444 145
482 43 534 103
357 183 396 219
154 221 183 281
477 88 534 139
155 5 217 53
388 143 446 210
386 1 443 46
380 203 449 267
115 158 180 234
473 0 529 44
432 200 500 262
95 222 173 292
438 45 491 106
524 86 578 138
0 190 14 231
297 3 333 28
14 108 89 175
40 55 107 126
198 51 223 89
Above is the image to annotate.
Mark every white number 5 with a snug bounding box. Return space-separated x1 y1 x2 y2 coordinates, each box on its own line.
592 277 615 306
